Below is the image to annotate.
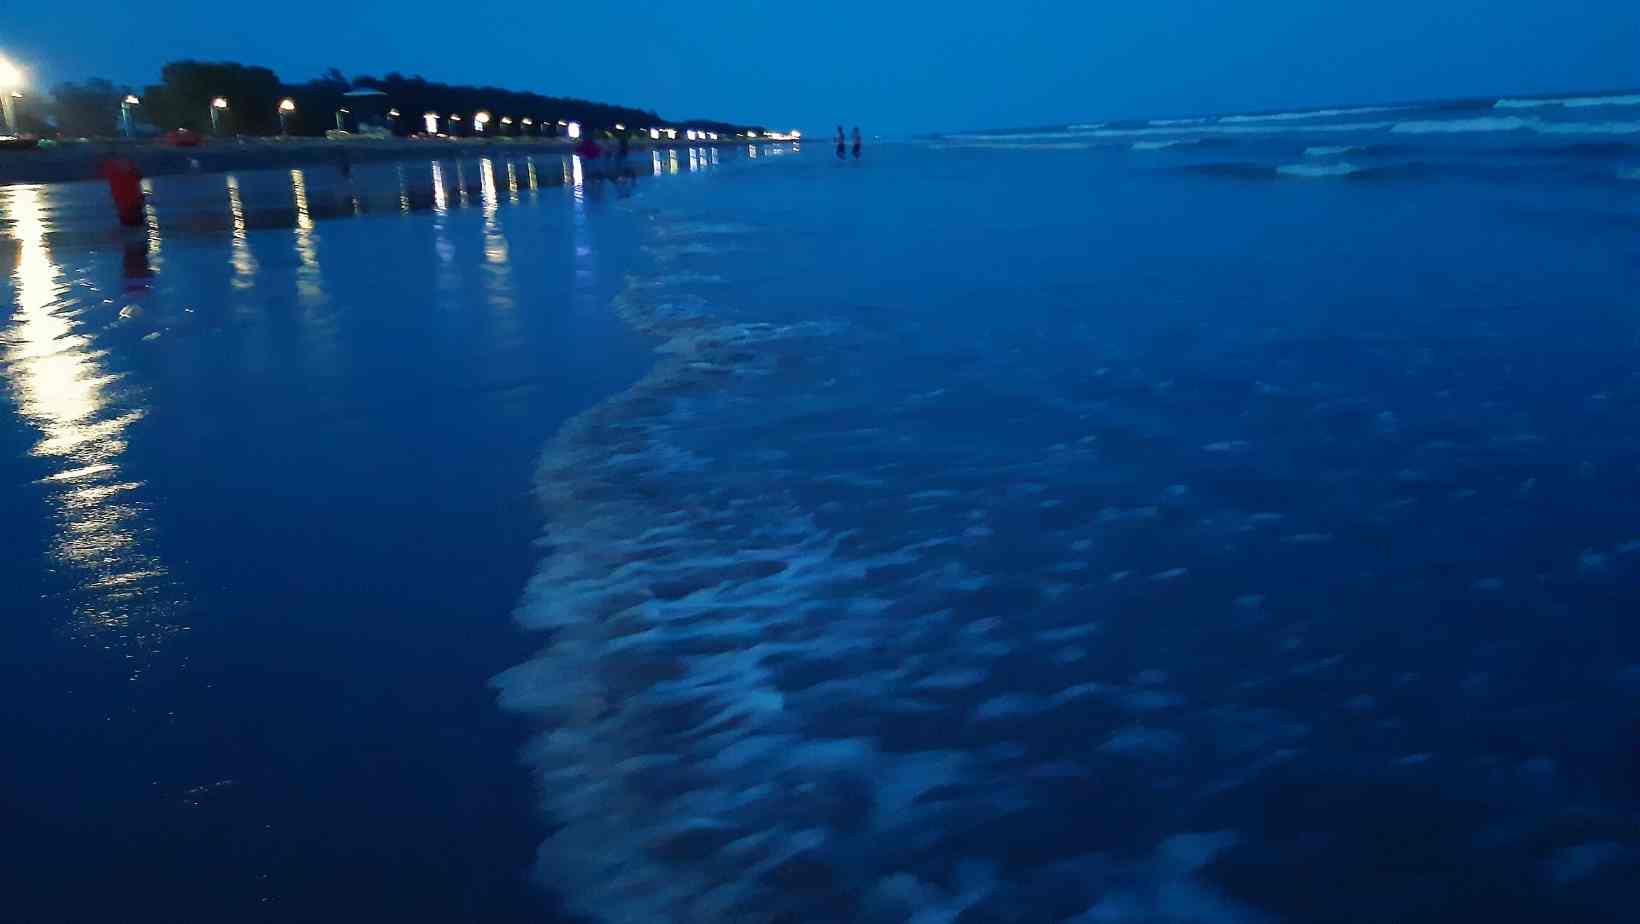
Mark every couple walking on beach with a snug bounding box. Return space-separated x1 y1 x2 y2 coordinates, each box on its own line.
836 126 862 160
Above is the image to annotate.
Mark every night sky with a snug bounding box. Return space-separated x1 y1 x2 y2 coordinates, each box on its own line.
7 1 1640 133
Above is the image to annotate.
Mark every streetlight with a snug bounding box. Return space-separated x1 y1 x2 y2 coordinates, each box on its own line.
423 112 440 134
500 115 513 137
566 121 581 140
121 94 140 137
0 57 24 135
474 110 491 134
210 96 229 135
335 106 350 132
521 117 534 136
278 97 296 135
649 128 660 140
614 123 625 131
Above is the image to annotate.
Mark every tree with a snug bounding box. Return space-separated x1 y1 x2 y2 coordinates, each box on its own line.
142 60 283 134
51 79 128 136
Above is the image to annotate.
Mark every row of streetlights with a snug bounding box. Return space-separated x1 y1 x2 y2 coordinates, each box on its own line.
0 53 797 143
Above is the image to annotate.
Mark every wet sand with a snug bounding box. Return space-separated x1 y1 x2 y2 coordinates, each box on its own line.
0 136 758 187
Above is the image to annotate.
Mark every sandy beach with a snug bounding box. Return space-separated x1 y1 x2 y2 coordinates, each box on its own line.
0 135 766 187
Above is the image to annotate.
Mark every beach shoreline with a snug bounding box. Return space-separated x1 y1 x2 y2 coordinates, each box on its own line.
0 135 776 187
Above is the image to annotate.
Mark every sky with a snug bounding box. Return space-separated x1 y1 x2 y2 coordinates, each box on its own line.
5 0 1639 134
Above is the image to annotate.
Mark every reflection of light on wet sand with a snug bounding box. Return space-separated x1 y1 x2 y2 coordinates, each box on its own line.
398 165 411 214
455 161 470 206
506 161 520 202
225 175 257 288
652 150 663 176
289 169 325 304
431 161 449 214
2 185 175 641
571 155 585 201
140 178 163 271
688 148 699 172
527 157 538 191
429 162 456 290
479 158 511 267
669 150 680 174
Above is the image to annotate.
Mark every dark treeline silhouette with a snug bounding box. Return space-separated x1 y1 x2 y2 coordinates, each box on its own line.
36 60 762 138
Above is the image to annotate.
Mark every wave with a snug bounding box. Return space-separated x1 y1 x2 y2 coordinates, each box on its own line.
1303 145 1362 157
1150 117 1210 127
1067 122 1107 131
1218 105 1409 124
1495 93 1640 110
1276 161 1361 178
494 200 1285 924
1390 115 1533 134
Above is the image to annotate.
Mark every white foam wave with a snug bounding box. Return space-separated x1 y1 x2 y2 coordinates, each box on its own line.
1393 115 1640 135
1219 104 1408 124
1132 140 1188 151
1496 93 1640 110
1277 162 1361 178
1391 115 1533 134
1303 145 1362 157
1151 117 1210 127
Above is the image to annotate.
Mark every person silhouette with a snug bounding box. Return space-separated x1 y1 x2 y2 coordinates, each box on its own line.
835 125 846 160
852 126 863 160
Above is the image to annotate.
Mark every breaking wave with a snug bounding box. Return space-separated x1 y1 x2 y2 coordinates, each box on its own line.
1276 161 1361 178
1495 93 1640 110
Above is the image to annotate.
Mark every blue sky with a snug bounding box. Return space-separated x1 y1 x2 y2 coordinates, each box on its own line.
6 0 1639 134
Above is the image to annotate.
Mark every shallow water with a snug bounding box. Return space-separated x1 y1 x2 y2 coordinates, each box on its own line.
499 117 1640 921
0 149 755 920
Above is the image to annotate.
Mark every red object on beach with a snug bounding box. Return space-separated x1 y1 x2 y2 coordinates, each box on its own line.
574 136 602 160
165 129 202 147
99 157 146 227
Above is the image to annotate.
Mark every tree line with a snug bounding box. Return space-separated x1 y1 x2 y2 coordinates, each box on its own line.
37 61 762 138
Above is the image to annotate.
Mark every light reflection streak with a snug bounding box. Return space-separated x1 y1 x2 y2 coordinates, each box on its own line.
140 178 163 271
652 150 663 176
479 157 510 267
571 155 585 201
225 175 257 287
289 169 324 304
397 165 411 214
526 157 539 191
688 148 699 172
430 161 456 291
669 150 680 174
2 185 175 641
505 161 520 202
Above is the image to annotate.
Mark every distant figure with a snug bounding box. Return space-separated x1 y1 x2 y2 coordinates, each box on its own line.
852 126 863 160
835 125 846 160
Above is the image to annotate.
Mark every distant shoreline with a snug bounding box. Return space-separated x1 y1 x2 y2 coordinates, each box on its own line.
0 136 785 187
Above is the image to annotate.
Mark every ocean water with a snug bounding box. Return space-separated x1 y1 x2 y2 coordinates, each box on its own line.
498 96 1640 921
0 149 748 920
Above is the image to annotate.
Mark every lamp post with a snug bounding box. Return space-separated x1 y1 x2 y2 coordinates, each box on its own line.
0 57 23 135
278 97 296 135
423 111 440 134
121 94 140 137
335 107 349 132
566 120 581 140
387 107 399 134
474 111 491 135
521 117 534 136
500 115 513 137
209 96 229 135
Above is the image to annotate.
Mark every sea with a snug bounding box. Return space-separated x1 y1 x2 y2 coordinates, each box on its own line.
497 91 1640 922
1 88 1638 923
